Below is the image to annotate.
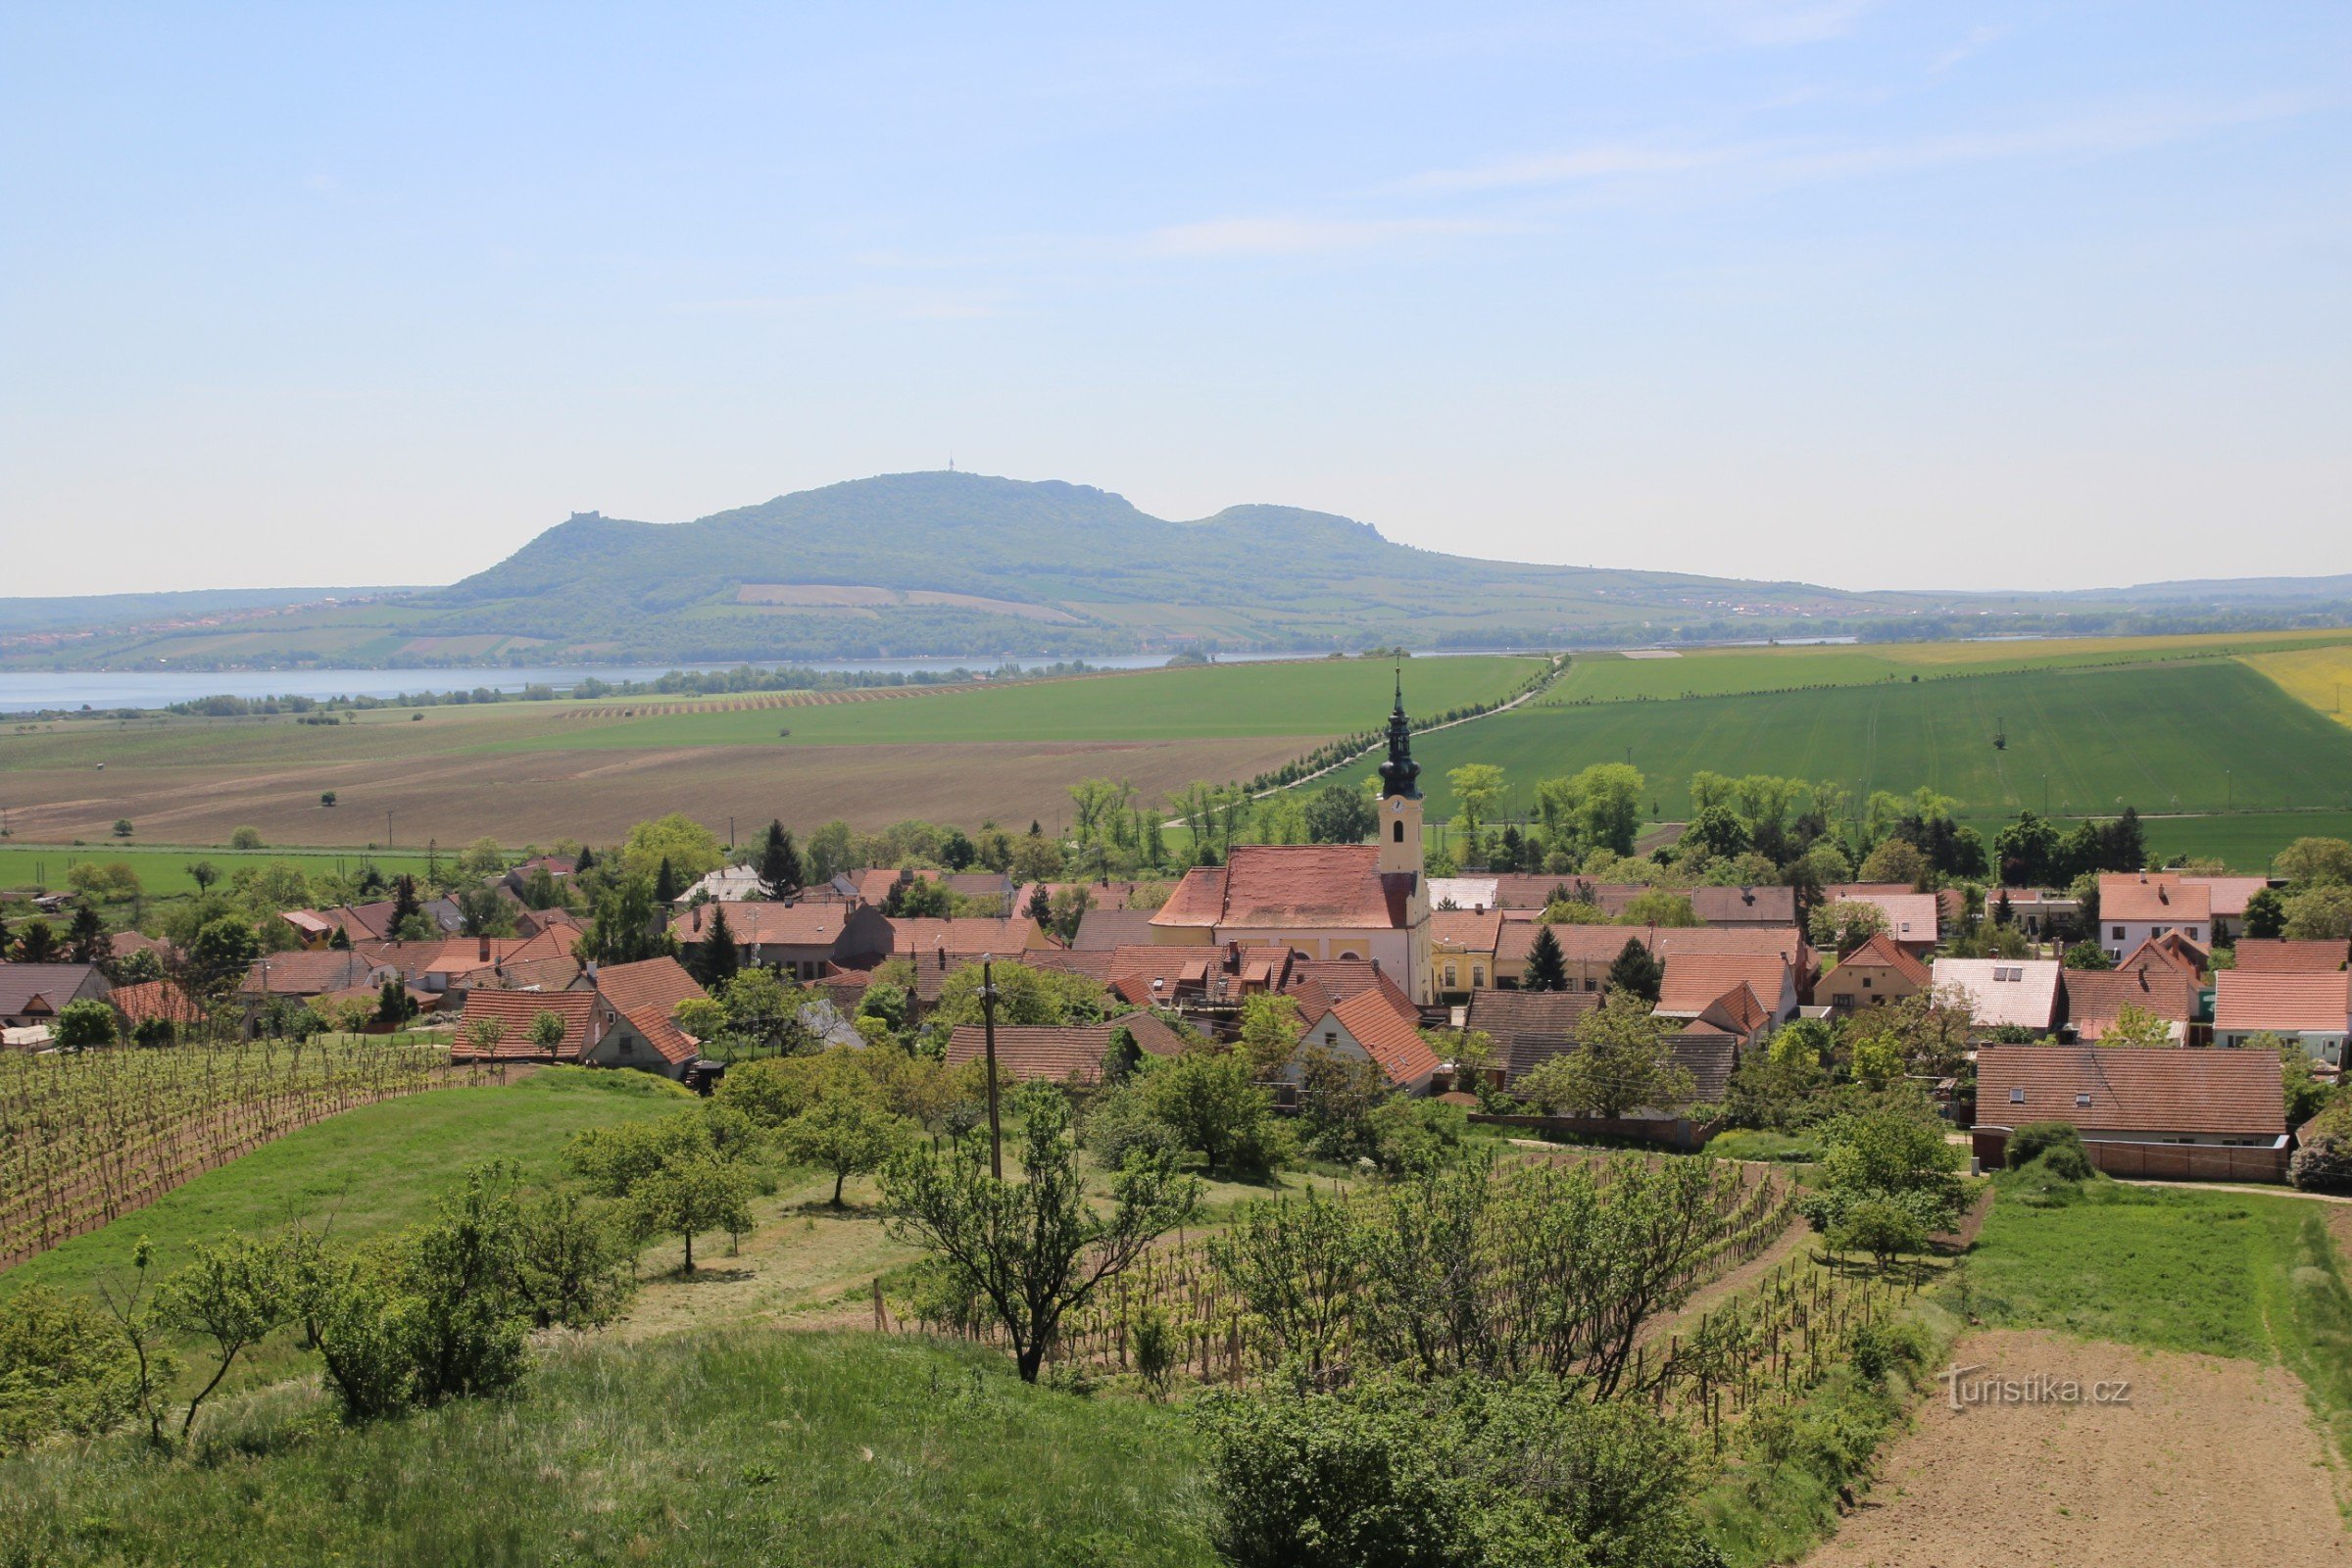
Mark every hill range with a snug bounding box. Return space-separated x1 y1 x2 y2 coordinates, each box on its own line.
8 470 2352 670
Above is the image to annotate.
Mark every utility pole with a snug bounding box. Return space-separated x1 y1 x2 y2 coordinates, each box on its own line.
386 809 394 849
980 956 1004 1179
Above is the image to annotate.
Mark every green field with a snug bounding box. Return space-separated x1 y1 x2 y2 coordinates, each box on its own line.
478 654 1544 753
1342 662 2352 824
0 844 437 896
0 1070 689 1303
1538 629 2352 705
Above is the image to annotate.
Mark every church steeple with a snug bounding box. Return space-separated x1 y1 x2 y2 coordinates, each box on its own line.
1377 668 1421 801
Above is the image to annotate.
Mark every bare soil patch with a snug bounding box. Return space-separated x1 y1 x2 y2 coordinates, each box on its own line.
1805 1328 2351 1567
0 735 1308 844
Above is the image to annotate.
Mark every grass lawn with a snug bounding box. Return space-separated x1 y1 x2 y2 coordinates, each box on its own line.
0 1068 690 1304
0 1330 1218 1568
1965 1177 2352 1459
0 843 436 895
1335 661 2352 824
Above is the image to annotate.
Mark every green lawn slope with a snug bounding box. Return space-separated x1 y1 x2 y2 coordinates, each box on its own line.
0 1069 690 1303
0 1331 1217 1568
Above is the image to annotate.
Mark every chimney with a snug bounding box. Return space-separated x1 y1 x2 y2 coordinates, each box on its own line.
477 935 491 962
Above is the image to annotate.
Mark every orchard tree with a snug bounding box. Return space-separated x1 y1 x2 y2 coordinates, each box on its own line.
778 1097 911 1206
882 1088 1200 1382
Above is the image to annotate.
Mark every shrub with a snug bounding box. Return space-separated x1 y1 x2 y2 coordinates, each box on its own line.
2004 1121 2088 1171
0 1286 135 1447
1848 1320 1931 1384
229 826 264 851
1082 1083 1184 1172
1829 1199 1929 1272
2290 1102 2352 1194
1198 1374 1708 1568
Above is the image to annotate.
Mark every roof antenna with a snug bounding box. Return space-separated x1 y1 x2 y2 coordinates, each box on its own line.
948 455 956 471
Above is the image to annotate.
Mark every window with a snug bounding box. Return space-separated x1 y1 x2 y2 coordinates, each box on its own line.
1472 966 1487 987
1393 820 1405 844
1323 1031 1338 1047
1861 976 1872 989
2009 1087 2025 1103
2111 925 2125 941
1443 963 1458 988
2075 1093 2091 1107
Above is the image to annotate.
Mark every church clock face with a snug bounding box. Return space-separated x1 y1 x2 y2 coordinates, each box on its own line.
1392 800 1404 813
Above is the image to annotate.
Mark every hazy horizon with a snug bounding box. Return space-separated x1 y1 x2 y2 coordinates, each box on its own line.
6 2 2349 597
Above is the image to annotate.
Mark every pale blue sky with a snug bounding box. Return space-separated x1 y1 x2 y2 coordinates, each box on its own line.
4 2 2347 595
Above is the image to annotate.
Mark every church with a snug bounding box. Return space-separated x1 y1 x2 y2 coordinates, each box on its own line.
1149 678 1436 1004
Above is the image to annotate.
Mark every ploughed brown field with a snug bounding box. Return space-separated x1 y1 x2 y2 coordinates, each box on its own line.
0 736 1307 845
1805 1328 2352 1567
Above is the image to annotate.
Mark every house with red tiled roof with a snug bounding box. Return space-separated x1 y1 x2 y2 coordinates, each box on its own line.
1432 907 1502 1001
2098 872 2212 961
580 956 708 1074
1105 942 1298 1011
2232 939 2349 973
887 916 1049 959
0 963 112 1030
1655 954 1796 1025
1824 889 1940 955
2212 970 2351 1066
2116 931 2209 981
107 979 206 1035
1494 921 1810 995
1816 932 1932 1014
1461 989 1598 1086
2062 963 2198 1046
2180 875 2271 943
1688 884 1799 928
1072 907 1159 952
1152 683 1436 1002
1297 987 1444 1096
1988 887 2081 940
1932 957 2062 1036
1973 1045 2289 1173
668 900 892 978
454 988 602 1063
942 1011 1185 1086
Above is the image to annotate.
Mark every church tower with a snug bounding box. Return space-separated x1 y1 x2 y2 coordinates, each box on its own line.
1376 669 1424 875
1376 671 1434 1004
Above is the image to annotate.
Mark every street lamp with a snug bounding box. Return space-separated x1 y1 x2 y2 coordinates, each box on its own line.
979 954 1004 1179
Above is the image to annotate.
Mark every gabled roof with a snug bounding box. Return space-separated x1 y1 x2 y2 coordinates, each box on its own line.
1975 1044 2285 1137
1655 955 1789 1017
0 962 106 1016
1496 920 1809 969
107 979 205 1027
2100 872 2211 924
2116 933 2208 979
454 988 598 1058
2061 964 2198 1040
1833 932 1932 989
1462 989 1600 1082
240 951 386 998
2213 970 2352 1034
1658 1032 1740 1102
2181 875 2270 919
1829 891 1940 945
1689 885 1798 925
594 956 705 1019
1071 908 1159 951
2232 939 2348 973
1931 958 2063 1031
886 917 1040 956
1151 845 1412 931
1431 908 1503 954
1315 988 1443 1090
942 1009 1188 1082
1693 982 1771 1039
670 901 852 948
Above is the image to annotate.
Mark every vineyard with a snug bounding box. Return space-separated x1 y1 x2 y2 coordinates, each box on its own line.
0 1036 473 1266
897 1150 1800 1391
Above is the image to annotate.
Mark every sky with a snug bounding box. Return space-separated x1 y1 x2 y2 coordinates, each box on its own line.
3 1 2349 596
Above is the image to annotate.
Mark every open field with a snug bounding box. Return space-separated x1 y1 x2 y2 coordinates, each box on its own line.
1341 660 2352 830
1538 628 2352 705
0 657 1537 844
2244 642 2352 729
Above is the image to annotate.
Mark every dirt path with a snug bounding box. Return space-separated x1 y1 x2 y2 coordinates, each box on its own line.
1640 1214 1809 1348
1805 1328 2352 1567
